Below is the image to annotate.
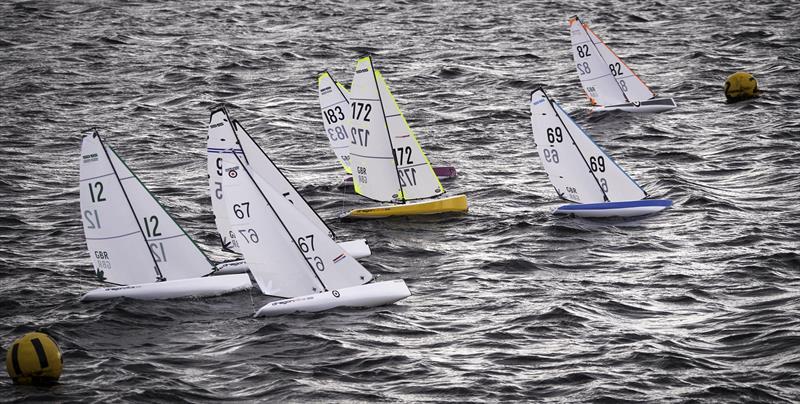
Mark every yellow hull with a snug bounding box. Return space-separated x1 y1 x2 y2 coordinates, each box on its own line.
345 194 468 219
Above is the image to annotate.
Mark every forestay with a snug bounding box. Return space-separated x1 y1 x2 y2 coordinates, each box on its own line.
221 153 373 298
207 109 244 253
318 72 353 173
529 89 646 204
80 131 213 286
349 56 444 202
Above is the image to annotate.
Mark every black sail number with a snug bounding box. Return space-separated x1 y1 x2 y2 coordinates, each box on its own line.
393 146 414 166
589 156 606 172
576 44 591 58
233 202 250 219
351 102 372 121
298 234 324 271
142 215 161 237
88 181 106 203
297 234 315 253
216 157 223 176
323 106 346 124
546 127 563 144
609 62 622 77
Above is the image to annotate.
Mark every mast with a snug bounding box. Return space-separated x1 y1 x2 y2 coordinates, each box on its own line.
93 130 165 281
368 56 407 204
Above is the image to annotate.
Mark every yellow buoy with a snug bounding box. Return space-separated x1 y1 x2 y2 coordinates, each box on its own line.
724 72 758 102
5 332 63 385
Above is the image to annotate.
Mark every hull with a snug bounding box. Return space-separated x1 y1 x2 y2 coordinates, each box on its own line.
339 166 457 187
80 273 253 301
213 239 371 276
597 98 676 113
344 194 468 219
555 199 672 218
255 279 411 317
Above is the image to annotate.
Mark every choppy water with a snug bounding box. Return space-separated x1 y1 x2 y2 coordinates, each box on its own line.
1 0 799 402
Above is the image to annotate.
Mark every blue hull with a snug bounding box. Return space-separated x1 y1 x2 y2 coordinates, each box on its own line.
555 199 672 218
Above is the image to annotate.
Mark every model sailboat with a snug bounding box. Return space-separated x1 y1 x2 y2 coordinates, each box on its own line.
529 89 672 217
317 71 458 187
569 15 676 113
220 150 411 316
342 56 468 218
207 107 370 266
79 130 252 301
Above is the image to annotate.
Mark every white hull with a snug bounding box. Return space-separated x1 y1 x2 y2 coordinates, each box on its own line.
255 279 411 317
213 239 371 276
596 98 677 113
80 273 253 301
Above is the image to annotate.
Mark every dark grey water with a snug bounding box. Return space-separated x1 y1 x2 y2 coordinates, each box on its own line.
1 0 799 402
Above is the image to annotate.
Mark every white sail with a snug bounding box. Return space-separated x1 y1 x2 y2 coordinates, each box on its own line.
207 108 244 253
530 89 646 203
349 56 444 202
349 57 403 202
106 147 215 280
569 17 628 106
584 25 654 102
80 131 213 286
375 70 444 200
232 120 333 239
318 72 353 173
221 154 373 298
